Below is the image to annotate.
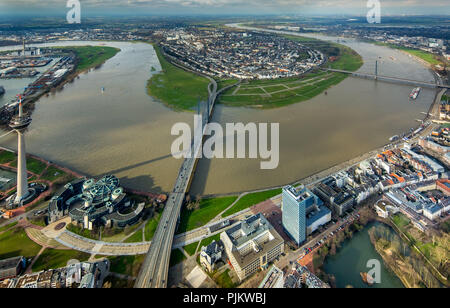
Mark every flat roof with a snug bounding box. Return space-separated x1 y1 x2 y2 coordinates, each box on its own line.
0 256 23 271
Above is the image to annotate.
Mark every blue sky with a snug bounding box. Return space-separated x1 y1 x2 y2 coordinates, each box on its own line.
1 0 449 16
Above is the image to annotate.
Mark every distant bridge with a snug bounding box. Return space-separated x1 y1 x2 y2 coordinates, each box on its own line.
325 68 450 89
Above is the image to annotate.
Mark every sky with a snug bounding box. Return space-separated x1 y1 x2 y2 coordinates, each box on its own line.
0 0 449 17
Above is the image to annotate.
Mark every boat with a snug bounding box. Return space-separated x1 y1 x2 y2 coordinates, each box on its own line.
410 87 421 100
360 272 374 286
389 135 399 142
0 86 5 96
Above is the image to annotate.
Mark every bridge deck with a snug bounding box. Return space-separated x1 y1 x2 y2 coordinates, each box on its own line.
326 68 449 89
134 75 237 288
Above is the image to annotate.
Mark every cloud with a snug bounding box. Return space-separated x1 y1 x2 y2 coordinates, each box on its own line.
1 0 449 14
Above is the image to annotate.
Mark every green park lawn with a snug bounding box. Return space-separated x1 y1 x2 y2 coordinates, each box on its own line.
183 241 200 256
0 227 42 260
222 188 282 217
169 249 187 267
0 150 16 164
147 45 210 111
60 46 121 73
10 157 46 175
108 255 146 277
374 42 444 67
32 249 90 272
144 210 162 241
178 196 238 234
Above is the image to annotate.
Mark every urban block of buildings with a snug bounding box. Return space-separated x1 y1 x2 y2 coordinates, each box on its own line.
283 264 330 288
220 213 284 281
199 240 224 273
282 185 331 246
0 259 109 289
160 28 325 80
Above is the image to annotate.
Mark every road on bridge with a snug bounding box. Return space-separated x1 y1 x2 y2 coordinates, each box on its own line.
134 68 238 288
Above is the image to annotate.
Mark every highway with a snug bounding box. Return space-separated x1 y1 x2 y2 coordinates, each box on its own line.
134 70 237 288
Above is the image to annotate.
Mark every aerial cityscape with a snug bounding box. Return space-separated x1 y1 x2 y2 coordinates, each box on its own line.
0 0 449 296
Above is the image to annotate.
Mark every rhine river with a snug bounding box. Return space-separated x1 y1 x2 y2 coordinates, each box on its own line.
0 33 437 195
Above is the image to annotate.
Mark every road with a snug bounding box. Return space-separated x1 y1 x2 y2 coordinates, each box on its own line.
134 67 238 288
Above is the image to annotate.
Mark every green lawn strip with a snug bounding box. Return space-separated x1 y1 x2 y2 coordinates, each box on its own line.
40 165 68 182
124 229 144 243
55 46 120 73
264 85 289 93
392 213 411 231
103 275 135 288
144 210 163 241
10 157 47 175
0 150 16 164
66 224 100 241
200 233 221 248
0 227 42 260
32 249 90 272
373 42 443 66
101 221 145 243
107 255 146 277
223 188 282 217
169 248 187 267
147 45 210 111
29 216 47 228
0 221 18 233
183 241 200 256
236 86 267 95
218 79 239 91
215 269 237 288
219 71 348 109
177 196 237 234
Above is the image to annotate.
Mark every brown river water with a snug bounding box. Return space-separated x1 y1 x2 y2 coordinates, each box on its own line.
0 35 437 195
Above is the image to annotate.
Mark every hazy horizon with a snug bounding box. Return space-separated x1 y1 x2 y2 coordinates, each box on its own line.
1 0 449 17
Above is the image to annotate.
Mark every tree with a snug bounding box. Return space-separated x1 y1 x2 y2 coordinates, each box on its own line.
330 242 337 256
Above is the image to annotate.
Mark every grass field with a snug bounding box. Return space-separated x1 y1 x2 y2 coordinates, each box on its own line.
0 150 16 164
40 165 68 182
10 157 46 175
30 216 47 228
58 46 120 73
222 188 282 217
108 255 145 277
391 213 449 277
32 249 90 272
144 210 162 241
200 233 222 248
183 241 200 256
374 42 444 67
169 249 187 267
215 269 236 288
178 196 238 234
392 213 411 231
147 45 210 111
0 227 42 260
124 229 144 243
66 223 100 240
0 221 18 233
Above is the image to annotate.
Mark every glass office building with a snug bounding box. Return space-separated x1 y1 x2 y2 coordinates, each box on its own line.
282 185 322 245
